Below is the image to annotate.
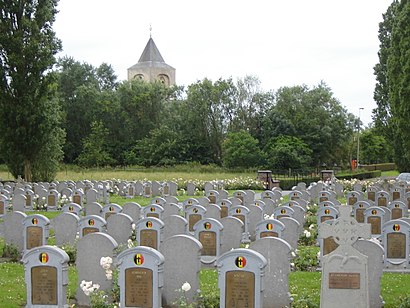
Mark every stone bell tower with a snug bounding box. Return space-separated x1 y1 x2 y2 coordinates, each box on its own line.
127 35 176 86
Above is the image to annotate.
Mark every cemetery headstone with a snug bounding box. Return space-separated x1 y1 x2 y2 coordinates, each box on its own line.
220 216 244 254
3 211 27 253
78 215 106 238
53 212 79 246
122 202 142 221
162 215 188 240
23 214 50 252
381 219 410 271
193 218 223 265
106 213 133 245
255 218 285 240
135 217 164 250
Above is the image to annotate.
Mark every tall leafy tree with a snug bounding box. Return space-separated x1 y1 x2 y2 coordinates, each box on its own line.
0 0 63 181
386 0 410 171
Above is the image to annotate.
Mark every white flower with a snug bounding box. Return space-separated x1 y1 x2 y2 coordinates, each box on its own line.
291 251 296 258
303 230 311 238
127 239 134 248
100 256 113 268
181 282 191 292
92 283 100 291
309 224 315 230
131 223 136 230
105 269 113 280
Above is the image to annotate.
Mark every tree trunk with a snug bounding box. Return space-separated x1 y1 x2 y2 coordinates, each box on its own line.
24 159 32 182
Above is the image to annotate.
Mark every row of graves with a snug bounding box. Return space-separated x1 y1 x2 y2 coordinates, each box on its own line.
1 178 409 307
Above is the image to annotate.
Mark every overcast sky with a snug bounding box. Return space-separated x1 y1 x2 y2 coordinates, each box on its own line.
54 0 393 125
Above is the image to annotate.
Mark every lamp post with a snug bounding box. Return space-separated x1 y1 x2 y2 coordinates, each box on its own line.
356 107 364 170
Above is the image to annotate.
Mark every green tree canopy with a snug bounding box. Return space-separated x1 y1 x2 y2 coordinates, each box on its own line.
0 0 64 181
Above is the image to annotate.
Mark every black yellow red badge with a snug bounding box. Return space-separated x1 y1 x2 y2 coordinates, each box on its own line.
236 208 241 214
371 209 377 215
146 221 153 228
324 209 330 215
235 256 246 268
393 224 400 231
266 223 273 230
88 219 95 226
134 253 144 265
32 218 38 225
204 222 212 230
39 252 49 263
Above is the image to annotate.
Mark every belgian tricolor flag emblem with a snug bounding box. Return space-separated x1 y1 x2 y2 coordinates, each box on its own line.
371 209 377 215
146 221 153 228
134 253 144 265
204 222 212 230
32 218 38 225
236 208 241 214
324 209 330 215
235 256 246 268
39 253 49 263
359 203 363 208
266 223 273 230
280 209 286 214
69 206 74 212
109 206 114 212
88 219 95 226
393 224 400 232
193 208 198 213
150 207 155 212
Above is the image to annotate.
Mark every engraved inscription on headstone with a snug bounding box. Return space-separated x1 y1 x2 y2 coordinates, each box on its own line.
348 197 357 206
146 212 159 219
233 214 245 225
392 191 400 200
27 226 43 250
378 197 387 207
387 233 406 259
199 231 216 256
356 209 365 223
82 227 99 237
31 266 57 305
391 208 402 220
260 231 278 238
125 268 153 307
221 206 228 218
48 195 55 206
140 230 157 250
226 271 255 308
368 192 375 201
329 273 360 289
323 237 339 255
73 195 81 205
321 216 333 223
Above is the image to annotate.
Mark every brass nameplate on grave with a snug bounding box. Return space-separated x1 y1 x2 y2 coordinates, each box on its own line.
391 208 402 220
321 216 333 223
31 266 57 305
323 237 339 255
48 195 55 207
367 192 375 201
387 233 406 259
163 186 169 195
0 201 4 215
355 209 365 223
392 191 400 200
368 217 381 235
27 226 43 250
319 197 328 203
140 229 157 250
146 213 159 219
26 195 32 207
125 268 153 308
276 215 289 220
226 271 255 308
378 197 387 207
73 195 81 205
199 231 216 256
260 231 278 238
221 206 228 218
348 197 357 206
329 273 360 289
209 195 216 204
82 227 99 237
189 214 202 232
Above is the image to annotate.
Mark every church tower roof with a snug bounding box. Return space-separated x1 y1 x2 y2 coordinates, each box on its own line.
138 37 165 63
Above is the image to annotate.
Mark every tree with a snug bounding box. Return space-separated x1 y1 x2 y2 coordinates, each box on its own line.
76 121 114 168
386 0 410 171
0 0 63 181
222 130 263 169
264 135 312 171
360 127 393 164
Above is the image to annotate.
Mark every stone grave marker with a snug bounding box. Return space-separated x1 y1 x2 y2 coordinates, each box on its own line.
134 181 143 197
142 204 165 220
317 206 339 224
61 202 83 216
244 190 255 205
151 196 166 206
76 232 118 307
346 191 363 206
247 204 263 240
46 189 59 211
72 189 84 206
353 201 371 223
117 246 165 308
122 202 142 221
220 216 243 254
228 205 250 243
186 182 196 196
102 203 122 220
23 214 50 252
135 217 164 250
86 188 98 205
53 212 79 246
0 194 9 217
375 190 390 207
162 202 181 217
289 190 303 202
107 213 133 245
387 200 407 220
206 190 219 204
318 205 371 308
318 190 332 203
366 186 378 202
390 186 403 201
160 235 202 307
250 237 293 308
197 196 210 207
78 215 106 238
217 199 232 218
216 248 267 308
381 219 410 271
182 197 199 211
353 183 363 192
162 214 188 240
3 211 27 253
262 198 277 216
204 203 221 220
13 193 27 212
24 189 35 210
318 219 339 267
352 239 384 308
255 218 285 240
85 201 103 217
193 218 223 265
364 207 386 238
151 181 161 196
252 199 265 211
165 195 178 204
22 245 69 307
185 204 206 232
280 217 300 250
204 181 214 193
218 189 229 200
273 205 295 220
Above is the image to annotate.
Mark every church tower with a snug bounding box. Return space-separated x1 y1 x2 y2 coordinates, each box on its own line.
127 36 176 86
